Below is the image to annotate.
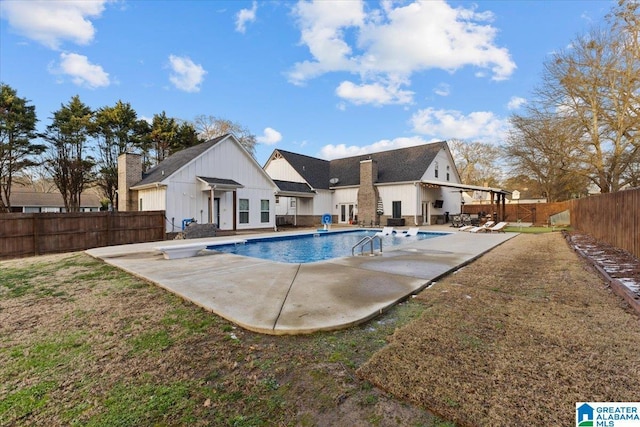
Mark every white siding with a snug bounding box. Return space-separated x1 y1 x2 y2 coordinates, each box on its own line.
160 137 276 232
313 190 333 215
422 148 461 184
264 157 306 182
377 184 418 215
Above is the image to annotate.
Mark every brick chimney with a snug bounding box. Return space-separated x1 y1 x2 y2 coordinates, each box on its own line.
357 158 380 226
117 153 142 211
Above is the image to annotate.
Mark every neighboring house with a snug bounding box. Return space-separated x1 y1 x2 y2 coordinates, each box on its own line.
8 188 101 213
264 141 510 227
118 134 278 233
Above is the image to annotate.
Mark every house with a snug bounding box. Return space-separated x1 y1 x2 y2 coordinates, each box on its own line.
118 134 279 233
264 141 510 227
8 187 101 213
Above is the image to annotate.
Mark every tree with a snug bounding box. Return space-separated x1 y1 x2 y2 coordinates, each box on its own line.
41 95 95 212
193 114 257 157
140 112 200 168
534 0 640 192
0 83 44 212
505 112 589 201
448 139 502 187
94 101 149 208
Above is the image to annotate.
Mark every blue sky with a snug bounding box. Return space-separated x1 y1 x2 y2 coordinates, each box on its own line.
0 0 613 166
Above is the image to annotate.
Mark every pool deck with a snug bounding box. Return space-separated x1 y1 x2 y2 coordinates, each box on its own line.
86 226 517 335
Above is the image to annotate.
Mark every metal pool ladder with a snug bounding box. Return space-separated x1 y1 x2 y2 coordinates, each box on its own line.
352 235 383 256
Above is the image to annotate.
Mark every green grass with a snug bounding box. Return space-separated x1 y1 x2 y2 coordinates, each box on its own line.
504 225 571 233
79 382 198 427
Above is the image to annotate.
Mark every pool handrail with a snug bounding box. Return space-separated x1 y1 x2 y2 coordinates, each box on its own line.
352 235 383 256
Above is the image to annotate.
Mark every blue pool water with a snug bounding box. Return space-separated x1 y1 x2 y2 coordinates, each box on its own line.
208 229 446 264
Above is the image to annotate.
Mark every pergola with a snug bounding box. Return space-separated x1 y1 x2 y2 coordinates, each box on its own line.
420 179 512 222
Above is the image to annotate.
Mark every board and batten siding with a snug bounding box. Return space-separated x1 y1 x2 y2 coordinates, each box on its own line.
264 157 306 183
160 138 276 232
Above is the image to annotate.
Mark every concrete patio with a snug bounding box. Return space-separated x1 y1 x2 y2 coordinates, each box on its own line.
86 226 517 335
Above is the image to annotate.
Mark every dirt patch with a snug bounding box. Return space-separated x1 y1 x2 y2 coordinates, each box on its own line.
358 233 640 426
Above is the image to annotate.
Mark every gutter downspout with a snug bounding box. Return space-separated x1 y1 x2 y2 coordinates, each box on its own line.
414 182 420 226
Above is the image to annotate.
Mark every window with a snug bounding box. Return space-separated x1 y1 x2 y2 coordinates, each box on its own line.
139 198 143 211
261 199 270 223
446 165 450 181
275 195 280 204
392 201 402 218
290 199 296 208
434 161 439 178
239 198 249 224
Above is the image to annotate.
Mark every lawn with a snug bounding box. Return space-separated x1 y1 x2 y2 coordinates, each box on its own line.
0 252 444 426
1 232 638 426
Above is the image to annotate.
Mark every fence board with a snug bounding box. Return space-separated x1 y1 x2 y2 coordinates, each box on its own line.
466 189 638 259
0 211 165 260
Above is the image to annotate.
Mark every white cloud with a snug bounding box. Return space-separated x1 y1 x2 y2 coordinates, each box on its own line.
507 96 527 110
410 107 509 143
336 79 413 105
318 136 438 160
288 0 515 106
433 83 451 97
0 0 109 50
52 52 110 88
235 1 257 33
168 55 207 93
257 127 282 145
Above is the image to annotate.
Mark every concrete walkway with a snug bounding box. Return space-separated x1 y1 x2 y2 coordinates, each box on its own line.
86 227 517 335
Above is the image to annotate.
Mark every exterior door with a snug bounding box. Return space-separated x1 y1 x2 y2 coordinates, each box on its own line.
422 202 430 225
339 203 355 223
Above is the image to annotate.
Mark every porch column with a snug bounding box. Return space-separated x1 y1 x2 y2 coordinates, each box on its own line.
233 190 237 231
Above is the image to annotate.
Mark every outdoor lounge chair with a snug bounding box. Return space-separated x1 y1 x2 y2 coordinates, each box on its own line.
402 227 419 236
468 221 495 233
487 222 508 233
375 227 394 236
458 225 474 231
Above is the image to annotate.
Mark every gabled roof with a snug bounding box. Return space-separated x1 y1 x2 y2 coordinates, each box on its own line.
270 142 447 189
133 134 229 187
272 150 330 189
329 142 446 187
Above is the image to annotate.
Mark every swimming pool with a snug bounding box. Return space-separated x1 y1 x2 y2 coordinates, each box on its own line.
207 229 446 263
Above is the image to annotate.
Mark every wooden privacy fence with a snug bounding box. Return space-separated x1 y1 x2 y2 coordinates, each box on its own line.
0 211 165 260
569 188 639 260
466 188 639 259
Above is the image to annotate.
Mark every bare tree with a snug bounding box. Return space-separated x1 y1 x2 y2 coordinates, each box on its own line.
535 0 640 192
192 114 257 157
505 112 589 201
448 139 502 187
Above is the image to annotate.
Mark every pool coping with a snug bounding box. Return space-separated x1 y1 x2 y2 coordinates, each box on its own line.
86 226 517 335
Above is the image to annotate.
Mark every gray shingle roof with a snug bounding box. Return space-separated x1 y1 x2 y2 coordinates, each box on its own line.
329 142 446 186
273 142 446 189
197 176 243 188
272 150 330 189
273 180 314 193
133 134 229 187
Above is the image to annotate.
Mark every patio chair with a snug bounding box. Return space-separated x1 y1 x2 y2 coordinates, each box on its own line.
487 222 508 233
402 227 419 236
375 226 394 236
458 225 474 231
